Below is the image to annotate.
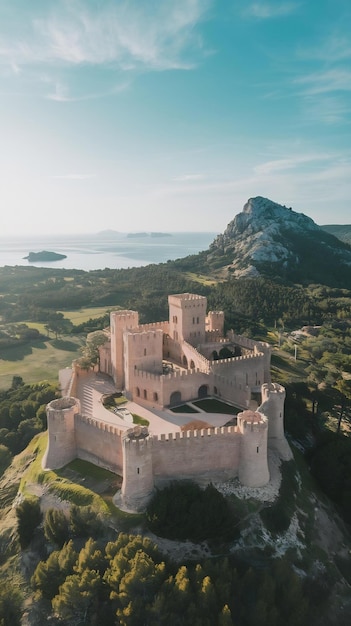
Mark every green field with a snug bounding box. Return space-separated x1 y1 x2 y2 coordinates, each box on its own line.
0 335 84 390
59 306 112 324
0 306 112 390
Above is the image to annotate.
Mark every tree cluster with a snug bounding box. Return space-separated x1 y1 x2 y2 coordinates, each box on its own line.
30 531 320 626
146 481 239 543
0 377 57 471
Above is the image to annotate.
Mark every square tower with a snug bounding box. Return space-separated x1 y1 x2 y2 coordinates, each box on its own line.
110 310 139 388
168 293 207 346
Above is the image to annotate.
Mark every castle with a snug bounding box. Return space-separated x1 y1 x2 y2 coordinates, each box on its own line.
43 293 292 511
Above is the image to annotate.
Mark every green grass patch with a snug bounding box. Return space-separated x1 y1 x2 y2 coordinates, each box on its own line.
18 433 142 529
184 272 217 286
102 392 127 408
65 458 117 482
170 404 199 413
59 307 112 323
132 414 150 426
192 398 239 414
0 335 84 390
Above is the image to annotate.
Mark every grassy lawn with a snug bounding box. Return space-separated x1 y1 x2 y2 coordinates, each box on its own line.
171 404 200 413
192 397 239 414
20 434 142 528
59 306 113 323
184 272 217 286
0 335 84 390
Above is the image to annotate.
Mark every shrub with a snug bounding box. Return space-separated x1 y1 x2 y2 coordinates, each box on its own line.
16 497 42 548
146 481 239 543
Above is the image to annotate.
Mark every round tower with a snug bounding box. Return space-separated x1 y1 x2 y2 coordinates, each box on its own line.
259 383 292 460
42 397 80 470
238 410 269 487
121 426 154 512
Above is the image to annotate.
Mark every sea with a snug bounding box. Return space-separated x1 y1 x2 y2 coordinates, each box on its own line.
0 232 217 272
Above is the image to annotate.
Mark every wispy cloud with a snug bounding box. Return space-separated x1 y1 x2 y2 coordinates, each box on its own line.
298 34 351 63
295 69 351 95
0 0 210 71
45 78 130 102
253 153 335 176
244 2 299 19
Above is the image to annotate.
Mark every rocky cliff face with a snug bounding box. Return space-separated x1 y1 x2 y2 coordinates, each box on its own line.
207 197 351 285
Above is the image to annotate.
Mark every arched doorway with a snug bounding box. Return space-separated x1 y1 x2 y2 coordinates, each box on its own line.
182 355 188 368
170 391 182 406
198 385 208 399
190 360 195 369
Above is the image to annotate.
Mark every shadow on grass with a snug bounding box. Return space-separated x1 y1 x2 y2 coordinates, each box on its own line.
51 339 80 351
0 343 34 361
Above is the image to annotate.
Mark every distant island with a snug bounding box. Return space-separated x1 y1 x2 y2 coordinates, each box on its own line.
127 232 172 238
24 251 67 262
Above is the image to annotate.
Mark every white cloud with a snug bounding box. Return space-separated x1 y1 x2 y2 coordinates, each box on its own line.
253 153 333 175
295 69 351 95
298 34 351 62
244 2 299 19
0 0 210 71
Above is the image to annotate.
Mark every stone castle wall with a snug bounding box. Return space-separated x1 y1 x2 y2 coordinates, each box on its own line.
151 426 241 483
75 415 124 474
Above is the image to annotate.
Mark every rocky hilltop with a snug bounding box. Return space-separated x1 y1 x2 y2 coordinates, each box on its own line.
206 196 351 286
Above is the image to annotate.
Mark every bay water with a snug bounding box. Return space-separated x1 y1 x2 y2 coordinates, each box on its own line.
0 232 217 271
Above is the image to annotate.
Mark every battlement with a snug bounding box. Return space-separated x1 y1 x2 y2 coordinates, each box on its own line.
111 309 138 319
75 413 125 436
211 351 265 367
237 410 267 429
261 382 285 397
126 328 163 340
182 340 210 370
152 425 238 441
137 321 169 333
227 331 270 351
169 293 207 303
205 332 229 343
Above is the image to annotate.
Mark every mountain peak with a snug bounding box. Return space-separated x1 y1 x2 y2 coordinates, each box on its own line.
207 197 351 286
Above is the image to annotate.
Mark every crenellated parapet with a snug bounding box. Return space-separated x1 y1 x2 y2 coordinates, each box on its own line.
182 340 211 372
137 320 170 333
152 424 239 442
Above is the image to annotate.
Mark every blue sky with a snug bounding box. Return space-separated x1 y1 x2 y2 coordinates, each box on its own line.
0 0 350 235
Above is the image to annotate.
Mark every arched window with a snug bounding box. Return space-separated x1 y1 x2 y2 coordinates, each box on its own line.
144 348 147 356
170 391 181 406
153 392 158 402
198 385 208 399
136 387 140 397
143 389 147 399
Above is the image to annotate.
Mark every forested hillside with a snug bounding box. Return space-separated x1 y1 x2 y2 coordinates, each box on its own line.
0 260 351 625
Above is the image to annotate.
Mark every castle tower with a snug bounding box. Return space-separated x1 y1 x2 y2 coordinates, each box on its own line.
168 293 207 346
237 410 269 487
42 397 80 470
110 310 139 389
121 426 154 512
206 310 224 336
259 383 293 460
123 328 163 395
